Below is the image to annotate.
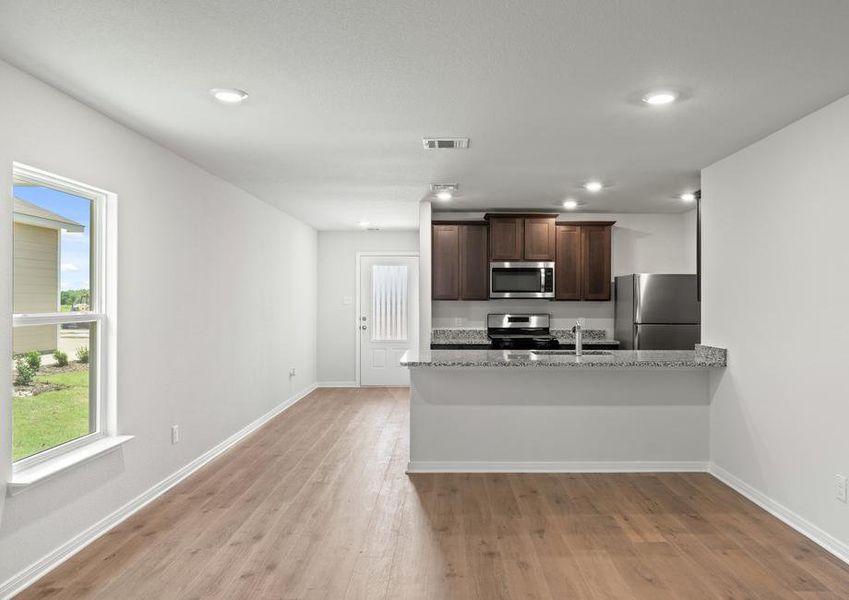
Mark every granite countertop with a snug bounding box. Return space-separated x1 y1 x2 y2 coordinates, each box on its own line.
401 345 727 369
431 328 620 347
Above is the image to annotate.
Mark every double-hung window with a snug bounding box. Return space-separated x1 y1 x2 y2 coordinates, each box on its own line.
11 163 119 477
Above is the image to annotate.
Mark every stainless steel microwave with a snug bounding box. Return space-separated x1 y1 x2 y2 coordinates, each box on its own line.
489 262 555 299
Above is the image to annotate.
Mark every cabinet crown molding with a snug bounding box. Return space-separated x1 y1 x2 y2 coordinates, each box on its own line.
555 220 616 226
485 212 559 220
432 220 487 225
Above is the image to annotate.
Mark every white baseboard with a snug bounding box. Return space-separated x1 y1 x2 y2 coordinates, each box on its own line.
0 383 318 600
406 460 709 473
709 463 849 566
316 381 359 388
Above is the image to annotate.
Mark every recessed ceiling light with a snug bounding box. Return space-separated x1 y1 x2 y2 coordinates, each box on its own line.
642 91 678 106
430 183 458 201
358 220 371 227
583 181 603 192
563 199 578 210
680 193 696 202
209 88 249 104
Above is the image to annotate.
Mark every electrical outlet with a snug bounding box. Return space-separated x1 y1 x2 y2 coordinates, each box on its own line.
289 368 297 377
171 425 179 445
837 475 847 503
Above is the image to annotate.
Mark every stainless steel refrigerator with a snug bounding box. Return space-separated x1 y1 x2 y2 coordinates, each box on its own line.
614 274 701 350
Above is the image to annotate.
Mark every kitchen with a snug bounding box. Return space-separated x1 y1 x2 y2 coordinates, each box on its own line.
403 206 725 472
429 211 699 351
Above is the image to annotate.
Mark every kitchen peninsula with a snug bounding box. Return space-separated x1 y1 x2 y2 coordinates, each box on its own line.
401 345 726 473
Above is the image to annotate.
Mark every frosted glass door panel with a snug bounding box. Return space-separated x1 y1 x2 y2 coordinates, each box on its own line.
371 265 408 342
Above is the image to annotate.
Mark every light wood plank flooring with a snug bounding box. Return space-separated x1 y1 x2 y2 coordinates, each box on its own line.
18 387 849 599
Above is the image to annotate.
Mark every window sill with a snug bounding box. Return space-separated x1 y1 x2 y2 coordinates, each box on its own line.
7 435 134 496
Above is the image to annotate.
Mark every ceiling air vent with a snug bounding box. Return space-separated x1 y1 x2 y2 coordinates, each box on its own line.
422 137 470 150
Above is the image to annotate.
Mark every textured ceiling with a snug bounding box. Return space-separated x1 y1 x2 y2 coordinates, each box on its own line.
1 0 849 229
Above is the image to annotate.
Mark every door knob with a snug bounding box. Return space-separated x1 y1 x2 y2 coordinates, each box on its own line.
361 316 367 321
361 325 367 330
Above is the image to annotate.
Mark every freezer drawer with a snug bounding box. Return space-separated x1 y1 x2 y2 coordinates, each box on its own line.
634 324 701 350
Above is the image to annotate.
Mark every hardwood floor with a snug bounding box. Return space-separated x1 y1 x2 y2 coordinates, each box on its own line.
18 387 849 599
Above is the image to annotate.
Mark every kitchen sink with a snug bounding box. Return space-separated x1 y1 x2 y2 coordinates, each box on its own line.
530 350 614 356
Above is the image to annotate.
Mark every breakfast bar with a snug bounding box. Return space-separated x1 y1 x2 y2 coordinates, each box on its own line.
401 346 727 473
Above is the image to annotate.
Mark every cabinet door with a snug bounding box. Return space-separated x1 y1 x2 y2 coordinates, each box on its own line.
555 224 582 300
459 225 489 300
488 217 524 261
524 217 556 261
581 225 612 300
432 225 460 300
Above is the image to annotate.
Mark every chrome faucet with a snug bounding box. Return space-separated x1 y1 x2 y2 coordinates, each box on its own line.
572 321 583 357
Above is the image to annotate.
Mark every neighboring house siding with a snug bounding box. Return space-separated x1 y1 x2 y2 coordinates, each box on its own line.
13 222 58 353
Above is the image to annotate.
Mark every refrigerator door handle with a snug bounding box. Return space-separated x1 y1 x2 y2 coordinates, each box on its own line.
633 275 642 324
634 324 640 350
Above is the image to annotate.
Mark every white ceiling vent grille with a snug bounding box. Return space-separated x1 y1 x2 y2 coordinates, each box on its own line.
422 137 470 150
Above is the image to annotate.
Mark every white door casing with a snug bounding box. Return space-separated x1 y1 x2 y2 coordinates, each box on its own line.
358 254 419 386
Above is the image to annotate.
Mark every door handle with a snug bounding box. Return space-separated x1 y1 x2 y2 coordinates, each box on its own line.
361 325 367 330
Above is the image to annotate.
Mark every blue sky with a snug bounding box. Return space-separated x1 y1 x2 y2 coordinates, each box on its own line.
14 185 91 292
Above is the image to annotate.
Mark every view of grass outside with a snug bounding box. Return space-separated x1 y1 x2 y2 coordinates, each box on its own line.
13 182 95 462
12 364 90 461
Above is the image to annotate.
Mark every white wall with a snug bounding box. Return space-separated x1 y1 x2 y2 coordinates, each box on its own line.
703 94 849 556
410 368 710 469
0 59 317 584
316 230 419 384
432 211 697 334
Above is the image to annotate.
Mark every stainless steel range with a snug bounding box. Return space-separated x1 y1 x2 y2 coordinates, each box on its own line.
487 313 560 350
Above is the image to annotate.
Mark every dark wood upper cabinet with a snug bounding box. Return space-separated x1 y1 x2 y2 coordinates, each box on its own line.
554 221 614 301
487 217 524 261
459 224 489 300
554 224 582 300
487 214 558 261
432 224 460 300
434 217 612 302
523 217 556 261
432 222 488 301
581 224 613 301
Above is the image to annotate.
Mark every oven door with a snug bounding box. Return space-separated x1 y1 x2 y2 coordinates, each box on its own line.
489 262 554 299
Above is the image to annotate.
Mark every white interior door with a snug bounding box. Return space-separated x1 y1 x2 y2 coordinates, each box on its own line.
359 255 419 386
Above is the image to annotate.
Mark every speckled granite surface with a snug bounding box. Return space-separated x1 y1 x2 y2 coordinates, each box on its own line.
401 348 727 369
431 329 490 345
695 344 727 365
550 328 608 340
431 328 620 346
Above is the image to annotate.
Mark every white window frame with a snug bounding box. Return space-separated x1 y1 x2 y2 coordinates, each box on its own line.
10 162 119 475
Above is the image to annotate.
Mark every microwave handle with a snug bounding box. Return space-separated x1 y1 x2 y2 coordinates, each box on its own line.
540 268 545 290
